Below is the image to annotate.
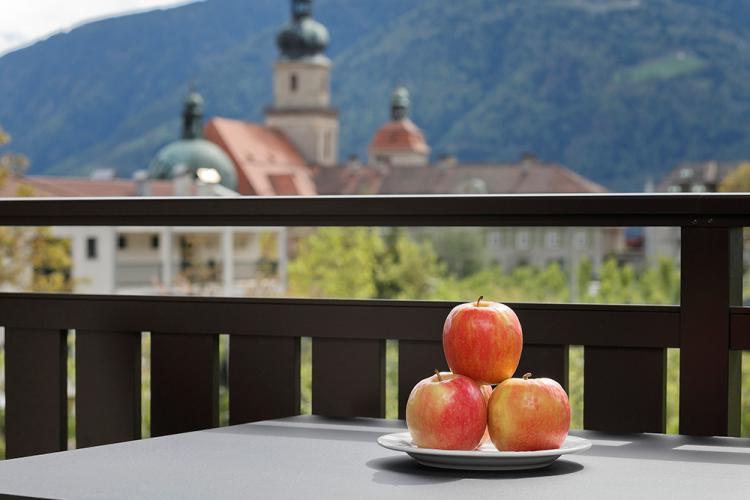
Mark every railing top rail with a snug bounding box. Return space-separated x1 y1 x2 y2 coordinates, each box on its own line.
0 193 749 226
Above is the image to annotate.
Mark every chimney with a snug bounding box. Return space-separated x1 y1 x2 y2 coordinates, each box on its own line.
90 168 116 180
133 170 151 196
346 154 362 169
520 152 537 174
437 154 458 169
644 176 655 193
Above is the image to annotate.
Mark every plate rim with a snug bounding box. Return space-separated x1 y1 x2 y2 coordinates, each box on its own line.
377 431 592 458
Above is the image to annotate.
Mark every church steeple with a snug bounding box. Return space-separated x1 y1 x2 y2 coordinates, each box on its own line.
368 85 430 168
267 0 339 167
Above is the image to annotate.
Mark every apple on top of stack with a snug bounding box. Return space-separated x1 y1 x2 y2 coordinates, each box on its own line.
406 296 570 452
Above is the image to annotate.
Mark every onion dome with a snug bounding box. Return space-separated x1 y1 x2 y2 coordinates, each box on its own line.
277 0 330 60
149 90 238 190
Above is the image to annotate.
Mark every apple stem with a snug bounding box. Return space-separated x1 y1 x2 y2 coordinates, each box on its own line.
523 372 532 380
476 295 483 307
434 369 442 382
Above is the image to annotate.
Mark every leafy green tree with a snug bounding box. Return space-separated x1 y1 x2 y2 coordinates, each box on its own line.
289 227 444 300
289 227 384 299
719 162 750 193
417 228 489 278
0 127 72 293
430 262 569 303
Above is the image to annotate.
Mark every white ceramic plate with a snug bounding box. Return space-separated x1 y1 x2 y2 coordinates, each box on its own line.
377 432 591 471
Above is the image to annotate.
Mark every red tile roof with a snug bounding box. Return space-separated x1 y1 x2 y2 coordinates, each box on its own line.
315 162 607 195
0 176 173 198
204 118 317 196
368 119 430 155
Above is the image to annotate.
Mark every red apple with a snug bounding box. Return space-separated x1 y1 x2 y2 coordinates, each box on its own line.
487 373 570 451
405 371 487 450
443 297 523 384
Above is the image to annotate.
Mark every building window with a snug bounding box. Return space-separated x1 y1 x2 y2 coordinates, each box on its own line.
487 231 502 248
118 235 128 249
516 231 530 250
86 237 97 260
546 231 559 249
574 231 587 249
151 235 160 249
290 73 298 92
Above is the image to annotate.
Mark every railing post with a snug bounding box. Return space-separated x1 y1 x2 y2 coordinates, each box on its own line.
679 226 742 436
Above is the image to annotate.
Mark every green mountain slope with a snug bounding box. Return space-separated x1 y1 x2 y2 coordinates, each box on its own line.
1 0 750 191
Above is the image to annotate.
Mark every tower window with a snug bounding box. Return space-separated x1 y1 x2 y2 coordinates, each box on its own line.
290 73 298 92
118 235 128 249
323 129 332 162
86 237 97 260
151 235 160 249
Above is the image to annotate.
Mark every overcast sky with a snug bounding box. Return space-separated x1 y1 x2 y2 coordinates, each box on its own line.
0 0 195 56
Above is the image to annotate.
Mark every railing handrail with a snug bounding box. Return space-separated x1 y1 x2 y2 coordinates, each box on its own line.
0 193 749 227
0 291 680 345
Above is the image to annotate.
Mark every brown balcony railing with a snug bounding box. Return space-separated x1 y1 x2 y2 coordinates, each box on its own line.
0 193 747 459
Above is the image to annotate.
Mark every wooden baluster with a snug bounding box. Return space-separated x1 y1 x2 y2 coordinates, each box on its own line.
5 328 68 458
584 346 666 432
312 338 385 418
151 333 219 437
229 336 300 424
76 331 141 448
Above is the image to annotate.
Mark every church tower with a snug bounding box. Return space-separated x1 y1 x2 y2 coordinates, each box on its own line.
266 0 339 167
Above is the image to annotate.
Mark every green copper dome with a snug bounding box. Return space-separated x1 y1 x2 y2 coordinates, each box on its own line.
277 0 329 60
149 90 237 190
150 139 237 190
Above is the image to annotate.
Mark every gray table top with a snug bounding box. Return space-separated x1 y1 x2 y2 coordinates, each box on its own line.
0 415 749 500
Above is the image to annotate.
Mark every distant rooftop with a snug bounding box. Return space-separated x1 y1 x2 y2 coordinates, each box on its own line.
656 160 742 193
315 160 607 196
0 176 173 198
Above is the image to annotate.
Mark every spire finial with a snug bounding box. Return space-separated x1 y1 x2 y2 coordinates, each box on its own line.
292 0 313 21
391 86 410 121
182 86 204 139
